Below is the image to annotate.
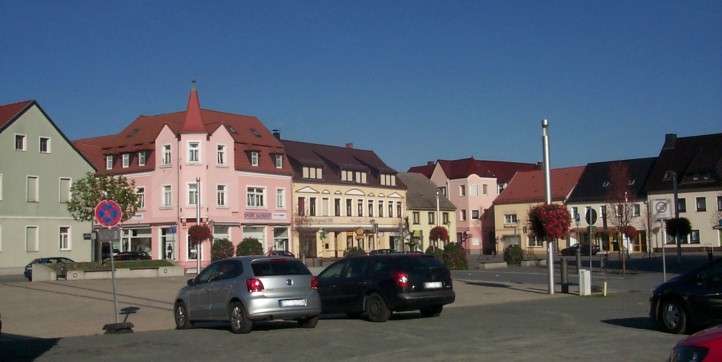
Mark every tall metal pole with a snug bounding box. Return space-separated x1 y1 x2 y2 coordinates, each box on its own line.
660 219 667 282
542 119 554 295
671 171 681 263
436 190 440 227
109 233 119 324
196 177 201 275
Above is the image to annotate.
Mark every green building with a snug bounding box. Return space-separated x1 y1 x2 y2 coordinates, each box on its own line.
0 100 95 270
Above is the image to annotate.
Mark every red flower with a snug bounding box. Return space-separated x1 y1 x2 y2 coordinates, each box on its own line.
429 226 450 242
188 224 212 245
621 225 638 239
528 204 571 240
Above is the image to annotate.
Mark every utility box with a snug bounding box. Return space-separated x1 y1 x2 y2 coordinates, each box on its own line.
578 269 592 296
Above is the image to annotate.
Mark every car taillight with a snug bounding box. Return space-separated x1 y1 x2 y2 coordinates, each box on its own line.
246 278 264 293
393 271 409 288
311 276 319 290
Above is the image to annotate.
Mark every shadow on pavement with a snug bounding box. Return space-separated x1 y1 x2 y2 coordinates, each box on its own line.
0 333 59 361
461 280 552 295
601 317 659 331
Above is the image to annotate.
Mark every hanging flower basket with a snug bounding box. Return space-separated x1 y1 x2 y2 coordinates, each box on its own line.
621 225 638 239
188 224 212 246
528 204 571 240
429 226 450 244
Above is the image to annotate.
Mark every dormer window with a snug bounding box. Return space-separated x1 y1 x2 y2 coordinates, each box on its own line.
105 155 113 170
275 154 283 169
138 151 146 166
302 167 323 180
354 172 367 184
381 174 396 186
341 170 353 182
217 145 226 166
188 142 200 163
122 153 130 168
250 151 259 167
162 144 171 166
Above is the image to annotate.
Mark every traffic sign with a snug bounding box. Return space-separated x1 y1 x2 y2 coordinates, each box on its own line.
652 199 672 221
585 208 598 225
95 200 123 228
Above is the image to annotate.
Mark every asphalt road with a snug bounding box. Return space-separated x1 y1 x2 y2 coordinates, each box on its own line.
1 290 684 362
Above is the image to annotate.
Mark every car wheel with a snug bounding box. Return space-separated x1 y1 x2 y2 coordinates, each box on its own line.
365 293 390 322
420 305 443 317
229 301 253 334
174 301 192 330
298 315 319 328
661 300 687 334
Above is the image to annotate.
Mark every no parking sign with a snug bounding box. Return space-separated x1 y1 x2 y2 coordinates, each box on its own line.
95 199 123 228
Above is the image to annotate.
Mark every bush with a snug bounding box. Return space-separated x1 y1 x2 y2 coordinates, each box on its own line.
236 238 263 256
425 245 444 261
666 218 692 238
344 246 366 257
503 245 524 266
442 243 467 270
212 238 234 261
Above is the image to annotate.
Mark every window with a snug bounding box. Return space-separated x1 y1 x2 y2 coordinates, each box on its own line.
460 209 467 221
59 177 71 203
380 174 396 186
482 184 488 195
439 186 447 196
162 144 171 166
39 137 51 153
357 200 363 217
105 155 113 170
138 151 146 166
136 187 145 209
341 170 353 182
378 201 384 218
26 176 39 202
250 151 259 167
187 183 199 205
275 155 283 169
187 234 199 260
470 184 479 197
459 185 466 196
59 226 70 250
505 214 518 224
188 142 200 163
677 198 687 213
298 197 305 216
25 226 39 252
276 189 285 208
368 200 374 217
309 197 317 216
217 185 227 207
718 196 722 212
443 212 449 225
217 145 226 166
571 207 579 221
472 210 480 219
388 202 394 218
428 212 435 225
696 197 707 212
247 187 265 208
15 134 27 151
413 212 420 224
162 185 172 207
397 202 402 218
528 236 543 247
690 230 700 244
302 167 323 179
334 198 341 217
633 204 641 217
346 199 352 216
322 198 330 216
122 153 130 168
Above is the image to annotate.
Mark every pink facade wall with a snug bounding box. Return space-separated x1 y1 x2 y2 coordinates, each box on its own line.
119 125 292 271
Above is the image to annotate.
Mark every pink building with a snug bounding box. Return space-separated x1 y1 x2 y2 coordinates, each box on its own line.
409 158 538 254
75 85 293 270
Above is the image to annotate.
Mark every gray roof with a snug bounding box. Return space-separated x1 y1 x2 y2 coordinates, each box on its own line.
397 172 456 211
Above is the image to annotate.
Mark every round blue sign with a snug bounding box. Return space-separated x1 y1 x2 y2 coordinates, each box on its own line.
95 200 123 228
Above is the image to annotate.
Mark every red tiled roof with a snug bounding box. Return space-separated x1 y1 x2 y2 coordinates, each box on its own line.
409 157 539 182
180 85 206 133
0 100 33 131
407 164 435 178
494 166 585 205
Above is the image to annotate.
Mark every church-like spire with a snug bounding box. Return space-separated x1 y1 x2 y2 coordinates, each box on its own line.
181 80 206 134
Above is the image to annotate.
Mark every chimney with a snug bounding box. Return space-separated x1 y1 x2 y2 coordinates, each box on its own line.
663 133 677 151
272 129 281 140
345 143 353 149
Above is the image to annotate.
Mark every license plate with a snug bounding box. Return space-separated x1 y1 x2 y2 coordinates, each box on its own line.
424 282 443 289
280 299 307 307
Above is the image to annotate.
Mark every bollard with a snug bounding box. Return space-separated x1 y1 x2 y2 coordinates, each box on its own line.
561 257 569 293
575 247 582 272
603 281 608 297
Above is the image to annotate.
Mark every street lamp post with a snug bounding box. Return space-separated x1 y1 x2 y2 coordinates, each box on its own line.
196 177 201 275
542 119 554 295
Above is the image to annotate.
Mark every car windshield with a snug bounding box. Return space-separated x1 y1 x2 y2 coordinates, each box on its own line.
400 256 445 272
251 259 310 276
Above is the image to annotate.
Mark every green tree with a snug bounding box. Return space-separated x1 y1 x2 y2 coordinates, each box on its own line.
212 238 235 261
236 238 263 256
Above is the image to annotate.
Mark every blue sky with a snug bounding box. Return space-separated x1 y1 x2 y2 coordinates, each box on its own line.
1 1 720 170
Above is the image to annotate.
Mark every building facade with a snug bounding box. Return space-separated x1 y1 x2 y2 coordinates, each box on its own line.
74 85 293 270
0 100 95 269
644 133 722 250
409 157 539 254
283 140 406 258
493 166 585 255
397 172 456 251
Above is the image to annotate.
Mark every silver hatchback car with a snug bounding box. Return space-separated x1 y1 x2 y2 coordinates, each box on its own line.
174 256 321 334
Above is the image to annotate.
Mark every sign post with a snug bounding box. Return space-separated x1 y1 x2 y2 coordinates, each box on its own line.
652 199 673 282
585 208 598 273
94 199 132 334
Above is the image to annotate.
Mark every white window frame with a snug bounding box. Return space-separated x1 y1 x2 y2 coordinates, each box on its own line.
136 186 145 209
58 177 72 203
138 151 146 166
302 167 309 178
122 153 130 168
39 136 51 153
459 185 466 197
250 151 259 167
505 214 518 225
187 183 199 206
25 225 39 252
216 184 227 208
275 154 283 169
105 155 113 170
246 186 266 208
26 175 39 203
161 185 172 208
162 144 172 166
276 188 286 209
217 144 226 166
59 226 71 251
187 141 201 164
14 133 27 151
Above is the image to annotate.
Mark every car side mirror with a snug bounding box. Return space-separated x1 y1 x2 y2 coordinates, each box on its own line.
187 278 195 287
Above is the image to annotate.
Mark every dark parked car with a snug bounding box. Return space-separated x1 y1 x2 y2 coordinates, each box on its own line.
24 257 75 281
105 251 151 262
561 243 600 256
318 254 455 322
267 250 295 258
650 258 722 334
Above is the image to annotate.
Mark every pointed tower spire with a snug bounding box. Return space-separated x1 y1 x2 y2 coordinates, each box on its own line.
181 80 206 133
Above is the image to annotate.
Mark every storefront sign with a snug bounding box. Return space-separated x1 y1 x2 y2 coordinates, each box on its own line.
244 211 288 221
